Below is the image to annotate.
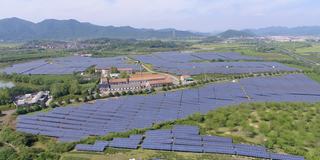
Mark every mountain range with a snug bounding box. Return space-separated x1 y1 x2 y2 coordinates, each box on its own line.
245 26 320 36
0 17 199 41
1 17 320 41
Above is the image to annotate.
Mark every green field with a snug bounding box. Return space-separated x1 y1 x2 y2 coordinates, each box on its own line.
295 44 320 62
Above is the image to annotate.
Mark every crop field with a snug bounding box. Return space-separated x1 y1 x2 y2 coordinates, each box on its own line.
295 44 320 62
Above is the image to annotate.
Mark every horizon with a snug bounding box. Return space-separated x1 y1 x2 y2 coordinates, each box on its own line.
2 16 320 34
1 0 319 32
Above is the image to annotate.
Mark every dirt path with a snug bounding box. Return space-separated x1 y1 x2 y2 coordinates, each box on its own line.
0 109 16 126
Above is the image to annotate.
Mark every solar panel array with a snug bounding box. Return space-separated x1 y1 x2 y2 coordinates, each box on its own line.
74 125 304 160
109 135 143 149
133 52 296 75
75 140 109 152
1 56 140 75
16 74 320 143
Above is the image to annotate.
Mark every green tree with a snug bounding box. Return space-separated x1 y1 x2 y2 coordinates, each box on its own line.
51 83 69 98
114 92 120 97
110 67 119 73
120 72 129 78
68 81 81 95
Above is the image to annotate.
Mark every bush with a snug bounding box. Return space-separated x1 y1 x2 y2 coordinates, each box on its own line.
47 142 75 153
16 105 42 115
108 92 114 97
74 98 80 102
95 94 101 99
127 90 133 95
37 152 61 160
0 146 17 160
114 92 120 97
88 95 94 101
65 99 71 104
121 91 127 96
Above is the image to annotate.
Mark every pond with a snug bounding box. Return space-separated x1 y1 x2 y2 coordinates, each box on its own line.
0 81 15 89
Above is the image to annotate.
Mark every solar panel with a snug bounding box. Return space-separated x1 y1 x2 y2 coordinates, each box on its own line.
173 139 202 146
142 143 172 151
203 145 235 155
75 144 105 152
172 144 203 153
133 52 295 75
202 135 233 143
2 56 141 75
270 153 305 160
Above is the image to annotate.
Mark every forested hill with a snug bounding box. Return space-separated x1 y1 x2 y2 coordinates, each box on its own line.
245 26 320 36
0 18 200 41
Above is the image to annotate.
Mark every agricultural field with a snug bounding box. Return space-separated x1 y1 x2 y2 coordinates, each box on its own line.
295 43 320 62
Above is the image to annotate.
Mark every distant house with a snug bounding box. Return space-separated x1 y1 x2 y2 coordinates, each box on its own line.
14 91 50 107
110 73 120 78
180 75 193 84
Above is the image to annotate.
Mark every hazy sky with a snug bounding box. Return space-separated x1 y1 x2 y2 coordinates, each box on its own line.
0 0 319 32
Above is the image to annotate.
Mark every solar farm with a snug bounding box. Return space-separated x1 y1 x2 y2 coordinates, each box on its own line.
133 52 297 75
74 125 304 160
5 51 319 159
16 74 320 144
0 52 297 75
0 56 140 75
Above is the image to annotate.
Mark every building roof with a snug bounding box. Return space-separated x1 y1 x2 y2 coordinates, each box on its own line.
109 78 128 83
96 67 133 71
148 78 173 85
109 83 142 89
118 68 133 71
130 73 166 81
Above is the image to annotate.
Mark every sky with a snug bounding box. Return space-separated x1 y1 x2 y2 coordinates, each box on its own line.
0 0 319 32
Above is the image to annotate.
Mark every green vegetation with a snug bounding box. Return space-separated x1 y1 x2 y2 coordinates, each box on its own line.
0 127 75 160
0 73 99 113
156 102 320 160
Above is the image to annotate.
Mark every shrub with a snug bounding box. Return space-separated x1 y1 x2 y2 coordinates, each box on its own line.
114 92 120 97
108 92 114 97
127 90 133 95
